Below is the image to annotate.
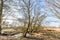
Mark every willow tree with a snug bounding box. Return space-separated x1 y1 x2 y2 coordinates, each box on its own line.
0 0 3 34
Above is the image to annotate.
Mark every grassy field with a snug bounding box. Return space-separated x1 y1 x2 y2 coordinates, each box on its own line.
0 27 60 40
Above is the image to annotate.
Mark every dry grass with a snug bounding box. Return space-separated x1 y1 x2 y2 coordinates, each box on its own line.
0 27 60 40
1 29 16 34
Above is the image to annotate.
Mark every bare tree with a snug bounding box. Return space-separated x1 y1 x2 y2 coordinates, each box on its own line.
3 0 46 37
21 0 47 37
22 0 31 37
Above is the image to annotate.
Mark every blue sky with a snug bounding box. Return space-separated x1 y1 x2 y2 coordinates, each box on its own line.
3 0 60 27
40 0 60 27
42 17 60 27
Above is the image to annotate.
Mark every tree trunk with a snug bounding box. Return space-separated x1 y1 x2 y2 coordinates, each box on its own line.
0 0 3 34
24 0 30 37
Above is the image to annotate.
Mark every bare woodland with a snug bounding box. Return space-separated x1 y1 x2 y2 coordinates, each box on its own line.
0 0 60 40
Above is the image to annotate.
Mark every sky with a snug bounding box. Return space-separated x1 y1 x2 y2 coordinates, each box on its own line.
3 0 60 27
42 17 60 27
38 0 60 27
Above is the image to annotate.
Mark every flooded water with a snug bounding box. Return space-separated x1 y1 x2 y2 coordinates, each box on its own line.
11 33 31 38
11 33 23 38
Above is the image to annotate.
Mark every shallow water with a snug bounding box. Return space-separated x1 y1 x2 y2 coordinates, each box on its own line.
11 33 23 38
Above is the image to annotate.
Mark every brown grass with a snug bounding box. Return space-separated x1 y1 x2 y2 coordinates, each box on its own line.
0 27 60 40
